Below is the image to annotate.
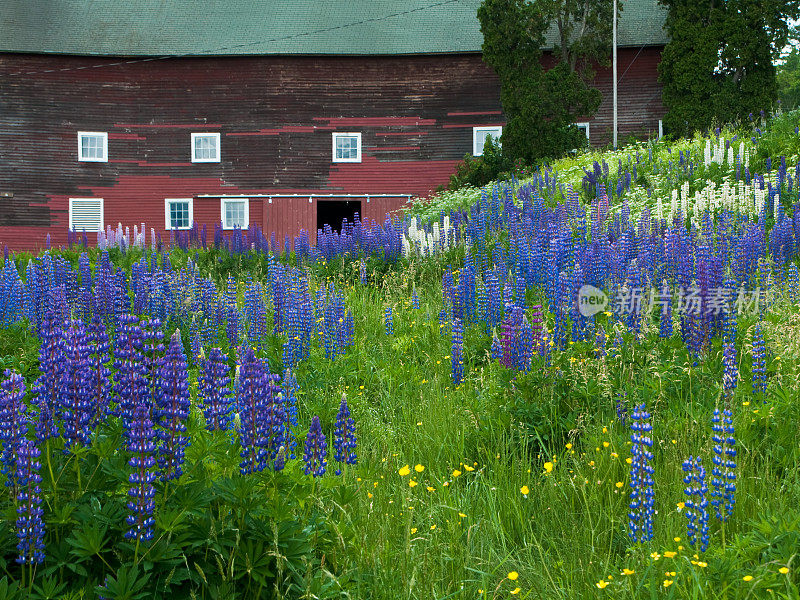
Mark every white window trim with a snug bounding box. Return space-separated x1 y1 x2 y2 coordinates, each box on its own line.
191 132 221 163
221 197 250 230
77 131 108 162
472 126 503 157
332 132 362 163
575 122 590 141
164 198 194 230
68 198 104 232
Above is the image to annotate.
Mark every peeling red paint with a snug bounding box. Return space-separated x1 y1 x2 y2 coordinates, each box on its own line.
314 116 437 127
108 133 146 140
113 123 223 129
447 110 503 116
441 123 506 129
376 131 430 136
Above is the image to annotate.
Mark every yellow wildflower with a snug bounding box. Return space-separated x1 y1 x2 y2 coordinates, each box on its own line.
521 485 530 495
398 465 410 476
508 572 519 581
622 568 635 576
596 580 609 589
544 462 553 473
415 464 425 473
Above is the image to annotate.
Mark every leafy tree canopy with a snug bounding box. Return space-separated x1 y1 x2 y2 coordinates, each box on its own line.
477 0 607 165
659 0 800 138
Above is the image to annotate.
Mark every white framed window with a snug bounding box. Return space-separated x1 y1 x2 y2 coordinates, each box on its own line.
77 132 108 162
165 198 193 230
575 122 590 141
473 126 502 156
69 198 104 232
191 133 221 163
332 132 362 163
221 197 249 230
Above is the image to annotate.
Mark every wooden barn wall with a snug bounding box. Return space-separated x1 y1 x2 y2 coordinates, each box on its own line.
0 49 664 251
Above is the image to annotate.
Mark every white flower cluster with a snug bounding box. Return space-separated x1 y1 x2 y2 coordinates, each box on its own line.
402 215 455 257
703 138 749 168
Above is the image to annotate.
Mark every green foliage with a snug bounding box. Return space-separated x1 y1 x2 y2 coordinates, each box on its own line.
777 44 800 111
447 138 533 191
659 0 800 138
477 0 600 164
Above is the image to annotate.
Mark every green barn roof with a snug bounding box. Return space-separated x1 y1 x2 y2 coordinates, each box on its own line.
0 0 667 57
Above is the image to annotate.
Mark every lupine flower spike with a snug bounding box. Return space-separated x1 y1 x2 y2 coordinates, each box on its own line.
710 406 736 522
682 456 709 552
628 403 654 542
333 394 357 475
304 415 327 477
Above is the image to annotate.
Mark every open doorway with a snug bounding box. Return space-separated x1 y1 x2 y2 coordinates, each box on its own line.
316 200 361 234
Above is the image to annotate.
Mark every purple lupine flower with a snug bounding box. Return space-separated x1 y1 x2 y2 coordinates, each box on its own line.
0 369 27 490
628 403 654 542
710 407 736 522
88 316 113 425
199 347 233 432
451 318 464 386
333 395 357 475
114 314 148 438
238 349 280 475
14 439 45 564
60 320 94 450
303 415 327 477
32 315 63 442
124 403 157 542
411 288 420 309
154 332 190 481
682 456 709 552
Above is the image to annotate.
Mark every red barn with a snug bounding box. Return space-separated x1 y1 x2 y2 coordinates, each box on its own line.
0 0 668 251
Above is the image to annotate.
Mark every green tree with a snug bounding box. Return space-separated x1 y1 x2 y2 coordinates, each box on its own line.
477 0 604 165
659 0 800 138
777 29 800 111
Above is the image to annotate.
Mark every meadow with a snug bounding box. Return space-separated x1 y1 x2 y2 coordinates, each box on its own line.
1 112 800 599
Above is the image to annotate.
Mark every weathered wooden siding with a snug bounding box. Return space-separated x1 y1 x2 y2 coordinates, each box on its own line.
0 49 664 251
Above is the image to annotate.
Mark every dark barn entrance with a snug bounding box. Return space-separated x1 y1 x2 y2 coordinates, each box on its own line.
317 200 361 233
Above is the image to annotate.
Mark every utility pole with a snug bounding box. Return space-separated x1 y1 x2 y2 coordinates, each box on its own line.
613 0 618 149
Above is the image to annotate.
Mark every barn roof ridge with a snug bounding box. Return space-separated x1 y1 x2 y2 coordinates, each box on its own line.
1 0 668 57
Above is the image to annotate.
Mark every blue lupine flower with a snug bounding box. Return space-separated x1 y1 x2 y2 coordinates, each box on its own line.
452 318 464 386
88 316 113 426
303 415 327 477
238 349 282 475
333 395 357 475
411 288 420 309
115 314 148 438
199 347 233 432
14 439 45 564
628 403 654 542
385 306 394 335
751 323 767 395
682 456 709 552
32 316 63 442
124 402 157 543
154 332 191 481
60 320 94 450
0 369 27 489
710 407 736 522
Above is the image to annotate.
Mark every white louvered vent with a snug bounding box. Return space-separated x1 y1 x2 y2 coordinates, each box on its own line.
69 198 104 232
